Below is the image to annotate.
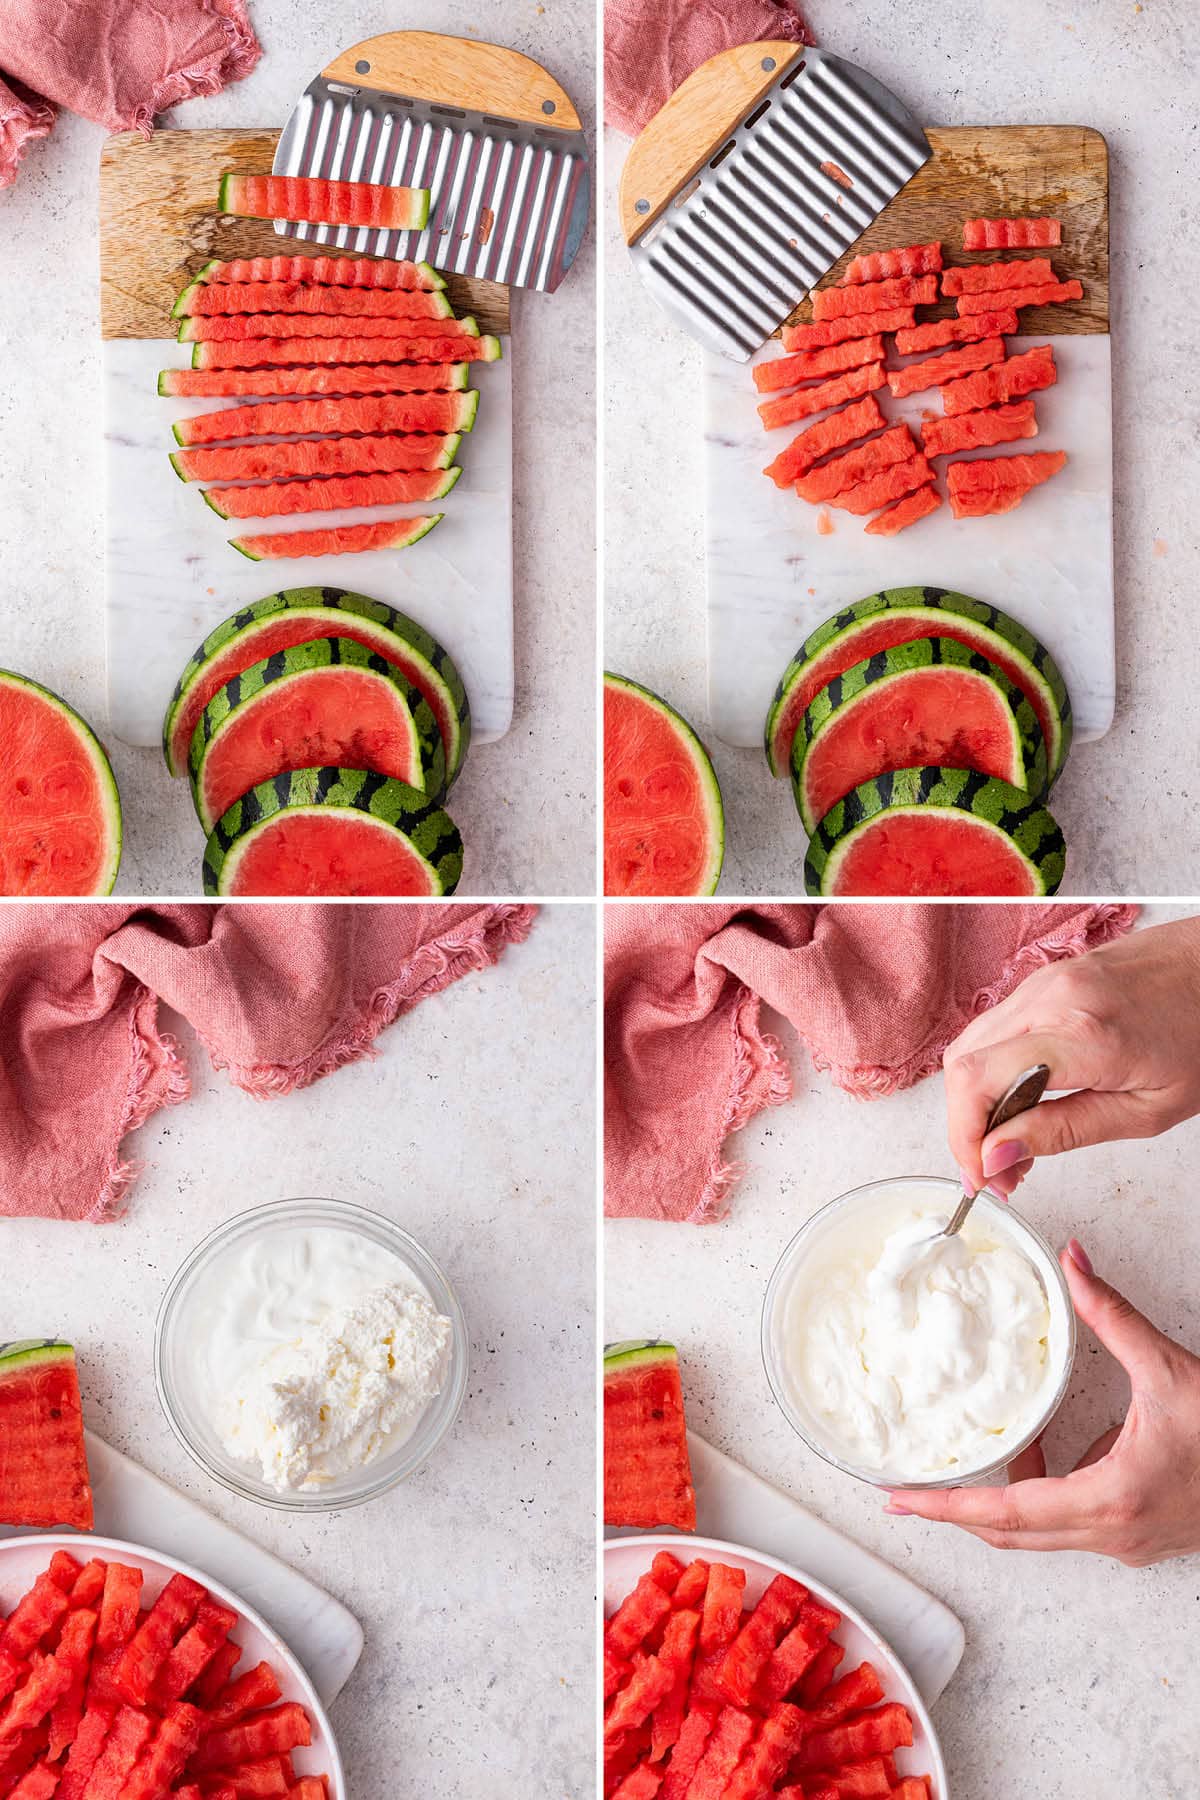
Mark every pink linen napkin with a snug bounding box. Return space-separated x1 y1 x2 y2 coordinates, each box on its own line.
0 0 261 188
604 0 812 138
605 902 1138 1223
0 903 535 1222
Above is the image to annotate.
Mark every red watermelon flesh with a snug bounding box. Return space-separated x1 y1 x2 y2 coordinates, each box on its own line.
956 278 1082 315
948 450 1067 516
811 274 937 321
174 390 474 445
799 666 1026 828
603 1342 696 1532
763 395 886 488
193 331 498 370
781 308 914 352
842 241 942 284
230 516 440 560
219 173 427 231
172 433 456 484
182 310 471 342
204 468 457 520
886 336 1006 399
0 678 120 898
160 361 468 400
200 255 439 288
963 216 1061 249
941 345 1056 415
892 309 1019 354
831 811 1041 895
752 334 884 393
863 485 943 536
0 1343 93 1530
603 677 723 898
757 362 885 431
220 810 446 897
180 282 448 319
940 257 1055 294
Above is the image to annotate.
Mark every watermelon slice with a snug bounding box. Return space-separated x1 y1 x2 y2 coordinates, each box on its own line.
886 336 1006 399
202 1662 281 1729
173 390 476 446
842 241 942 284
179 309 478 343
957 278 1082 315
603 675 723 898
0 676 122 897
0 1342 93 1529
603 1341 696 1531
764 587 1073 782
804 766 1067 896
757 362 885 431
191 1701 311 1770
752 335 883 393
781 308 914 352
863 485 943 535
964 216 1061 249
191 331 501 370
188 636 446 834
947 450 1068 516
921 398 1037 458
892 309 1018 354
941 257 1056 294
204 466 461 521
174 282 453 320
793 425 915 505
763 396 886 488
811 274 938 321
193 255 444 289
218 173 429 231
229 516 442 561
202 769 463 897
941 345 1056 415
825 455 934 516
171 433 459 484
163 588 470 787
790 636 1049 833
158 361 471 400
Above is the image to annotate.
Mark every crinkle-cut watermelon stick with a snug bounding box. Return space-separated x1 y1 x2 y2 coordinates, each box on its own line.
218 173 429 232
191 1640 241 1708
97 1562 143 1652
715 1574 806 1706
796 1700 914 1770
47 1606 97 1758
204 466 461 521
922 398 1038 459
942 344 1055 416
2 1575 69 1660
202 1662 282 1730
55 1707 112 1800
229 515 443 561
964 215 1061 249
8 1760 60 1800
782 307 914 353
159 361 471 401
947 450 1068 517
827 455 934 517
172 389 476 447
196 254 444 289
1 1647 75 1736
800 1638 845 1703
941 257 1055 294
114 1572 206 1706
794 424 915 504
893 308 1017 355
121 1701 204 1800
609 1767 661 1800
190 1701 311 1771
812 273 937 321
179 308 476 343
753 334 883 393
685 1706 757 1799
172 431 460 485
863 483 943 535
886 336 1006 399
192 330 501 371
758 362 885 431
763 394 885 488
842 240 942 284
85 1705 156 1794
957 278 1082 315
175 281 453 321
152 1604 238 1707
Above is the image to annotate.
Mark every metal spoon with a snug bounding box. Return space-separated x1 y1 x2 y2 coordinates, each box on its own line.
940 1062 1052 1238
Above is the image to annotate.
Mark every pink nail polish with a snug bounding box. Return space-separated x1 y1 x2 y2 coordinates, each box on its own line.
1066 1237 1093 1275
957 1166 977 1199
983 1138 1029 1178
884 1500 912 1516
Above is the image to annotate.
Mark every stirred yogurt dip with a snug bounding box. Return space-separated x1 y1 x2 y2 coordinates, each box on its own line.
193 1225 453 1492
771 1181 1070 1482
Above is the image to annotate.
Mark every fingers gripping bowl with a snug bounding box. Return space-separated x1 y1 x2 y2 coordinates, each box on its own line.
762 1176 1076 1489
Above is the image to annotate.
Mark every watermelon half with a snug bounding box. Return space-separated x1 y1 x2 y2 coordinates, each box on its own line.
805 766 1066 897
604 674 724 898
202 768 463 897
603 1341 696 1533
764 587 1073 783
162 588 471 787
0 1341 94 1530
189 635 446 833
790 637 1049 836
217 173 430 232
0 672 122 896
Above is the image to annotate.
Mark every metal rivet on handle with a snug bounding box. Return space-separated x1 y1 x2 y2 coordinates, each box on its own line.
761 56 776 70
635 198 649 213
542 99 556 114
355 59 371 74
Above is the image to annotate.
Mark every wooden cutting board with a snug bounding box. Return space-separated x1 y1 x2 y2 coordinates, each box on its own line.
707 122 1115 752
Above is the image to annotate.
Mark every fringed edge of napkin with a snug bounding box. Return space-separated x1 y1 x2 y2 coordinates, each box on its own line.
130 0 262 135
94 991 192 1221
690 991 793 1223
0 83 55 190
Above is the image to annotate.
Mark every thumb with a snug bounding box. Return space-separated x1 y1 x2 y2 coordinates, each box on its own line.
1060 1241 1174 1389
983 1088 1147 1176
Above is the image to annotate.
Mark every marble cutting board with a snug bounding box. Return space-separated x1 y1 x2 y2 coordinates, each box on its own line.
706 333 1113 751
0 1433 364 1707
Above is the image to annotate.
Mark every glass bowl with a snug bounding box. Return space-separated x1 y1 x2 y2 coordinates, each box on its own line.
155 1197 468 1511
761 1174 1076 1491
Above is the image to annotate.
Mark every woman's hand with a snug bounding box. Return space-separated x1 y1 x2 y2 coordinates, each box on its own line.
944 916 1200 1198
885 1242 1200 1565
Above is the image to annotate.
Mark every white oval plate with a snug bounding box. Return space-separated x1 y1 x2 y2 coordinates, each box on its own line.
605 1534 948 1799
0 1533 345 1797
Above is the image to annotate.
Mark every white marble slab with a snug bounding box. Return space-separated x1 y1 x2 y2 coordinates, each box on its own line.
105 336 513 749
705 334 1114 751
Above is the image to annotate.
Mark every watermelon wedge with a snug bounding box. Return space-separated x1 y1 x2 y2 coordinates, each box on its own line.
781 308 915 352
604 1342 696 1531
603 674 723 898
173 282 453 320
203 466 461 520
941 258 1056 294
804 766 1067 896
752 335 883 393
863 485 943 535
188 636 447 833
0 677 121 896
790 637 1049 834
921 398 1038 458
957 278 1082 315
947 450 1068 516
158 361 471 401
892 309 1019 354
764 588 1073 783
886 336 1006 399
230 515 442 561
964 216 1061 249
218 173 429 231
941 345 1056 415
193 254 444 289
203 768 463 897
171 433 459 484
811 274 938 321
172 390 477 446
793 424 915 505
842 240 942 284
162 588 470 787
763 395 886 488
192 331 500 370
179 309 477 342
757 362 885 431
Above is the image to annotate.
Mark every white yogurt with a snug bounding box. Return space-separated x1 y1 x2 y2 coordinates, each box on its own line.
192 1226 453 1492
772 1181 1070 1482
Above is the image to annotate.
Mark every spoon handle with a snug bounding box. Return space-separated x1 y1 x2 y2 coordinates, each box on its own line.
943 1062 1052 1237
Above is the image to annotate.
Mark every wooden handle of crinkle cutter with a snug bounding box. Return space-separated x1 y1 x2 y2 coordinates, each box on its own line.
619 40 807 245
323 32 582 133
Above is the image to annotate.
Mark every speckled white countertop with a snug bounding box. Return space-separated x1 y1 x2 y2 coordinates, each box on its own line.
5 905 596 1798
606 904 1200 1797
604 0 1200 895
0 0 595 897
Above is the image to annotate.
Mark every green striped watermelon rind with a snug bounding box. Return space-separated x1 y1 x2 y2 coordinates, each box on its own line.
202 767 463 897
603 1340 679 1371
0 1340 75 1371
188 635 447 832
789 635 1050 836
229 513 443 560
764 586 1074 782
0 670 123 896
804 766 1067 897
199 464 462 520
162 587 471 785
